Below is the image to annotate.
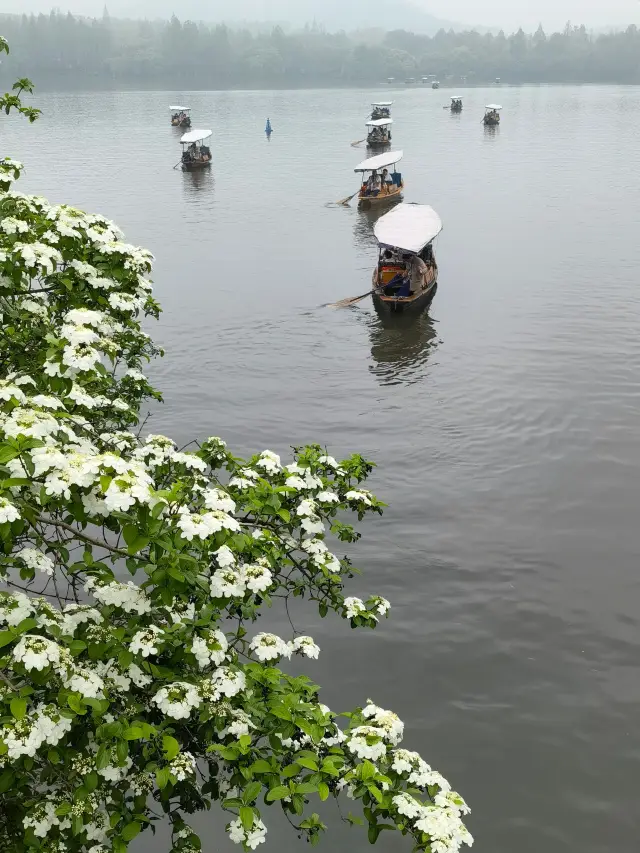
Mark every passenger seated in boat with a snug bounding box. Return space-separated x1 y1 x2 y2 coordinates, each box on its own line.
381 169 393 192
365 171 381 196
406 254 428 294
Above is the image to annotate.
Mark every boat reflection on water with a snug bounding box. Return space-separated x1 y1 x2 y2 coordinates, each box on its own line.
182 167 215 194
367 295 440 386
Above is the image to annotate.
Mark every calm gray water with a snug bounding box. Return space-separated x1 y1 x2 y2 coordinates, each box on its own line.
3 85 640 853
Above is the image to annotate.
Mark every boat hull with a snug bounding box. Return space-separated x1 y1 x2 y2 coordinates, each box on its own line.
181 159 212 171
358 184 403 209
483 116 500 126
372 263 438 312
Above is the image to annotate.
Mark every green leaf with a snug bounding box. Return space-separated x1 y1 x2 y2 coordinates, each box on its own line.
295 782 318 795
67 694 87 715
266 785 290 802
85 772 99 793
250 759 272 774
242 781 262 804
360 760 376 781
296 756 318 771
10 697 27 719
367 784 383 804
0 630 15 650
156 767 170 790
116 739 129 763
239 807 254 832
95 744 110 770
122 822 142 842
161 735 179 760
122 524 139 546
72 815 84 835
318 782 329 801
368 825 380 845
123 727 144 741
0 770 14 794
113 838 128 853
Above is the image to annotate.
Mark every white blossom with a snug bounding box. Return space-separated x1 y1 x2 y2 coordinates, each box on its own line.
289 636 320 659
152 682 201 720
12 635 62 671
228 816 267 850
243 562 273 594
346 725 388 761
191 630 228 668
249 632 291 662
130 626 164 658
204 488 236 514
344 597 366 619
17 548 54 576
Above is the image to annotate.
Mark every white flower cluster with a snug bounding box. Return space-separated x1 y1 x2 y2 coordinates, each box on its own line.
130 625 164 658
392 793 473 853
170 751 196 781
209 556 273 599
249 632 291 662
3 703 72 759
362 701 404 745
17 547 55 576
23 798 70 838
228 816 267 850
85 578 151 614
191 629 228 668
153 682 201 720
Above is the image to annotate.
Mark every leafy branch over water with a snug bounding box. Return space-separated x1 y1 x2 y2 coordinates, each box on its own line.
0 36 472 853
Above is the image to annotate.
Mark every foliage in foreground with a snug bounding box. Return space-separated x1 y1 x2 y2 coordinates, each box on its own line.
0 92 472 853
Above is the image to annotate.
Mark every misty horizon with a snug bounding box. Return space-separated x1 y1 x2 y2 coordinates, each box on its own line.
1 0 640 34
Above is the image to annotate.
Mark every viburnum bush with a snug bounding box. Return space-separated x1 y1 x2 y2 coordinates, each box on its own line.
0 54 472 853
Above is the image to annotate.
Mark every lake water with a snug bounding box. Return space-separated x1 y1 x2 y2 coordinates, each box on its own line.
3 85 640 853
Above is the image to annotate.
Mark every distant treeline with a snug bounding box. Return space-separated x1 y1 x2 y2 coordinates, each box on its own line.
1 12 640 87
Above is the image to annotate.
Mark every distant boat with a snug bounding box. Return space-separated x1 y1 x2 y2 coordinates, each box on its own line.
495 77 502 85
170 105 191 128
370 101 392 120
450 96 463 112
265 118 272 135
404 77 415 85
180 129 213 171
372 203 442 312
483 104 502 126
387 77 395 85
431 80 440 89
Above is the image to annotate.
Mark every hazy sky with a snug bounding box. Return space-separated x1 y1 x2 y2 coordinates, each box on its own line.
429 0 640 31
4 0 640 30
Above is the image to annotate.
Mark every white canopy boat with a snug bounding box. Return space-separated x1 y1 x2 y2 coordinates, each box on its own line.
371 101 393 119
170 105 191 128
484 104 502 125
180 129 212 171
365 117 393 147
372 202 443 310
354 150 404 208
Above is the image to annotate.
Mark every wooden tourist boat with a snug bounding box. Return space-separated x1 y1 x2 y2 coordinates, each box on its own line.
483 104 502 126
170 106 191 128
431 80 440 89
371 202 442 312
450 96 463 112
180 129 212 171
355 150 404 209
366 117 393 148
370 101 393 120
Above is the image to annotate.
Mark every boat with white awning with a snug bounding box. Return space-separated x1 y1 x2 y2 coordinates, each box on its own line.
365 117 393 148
484 104 502 126
371 101 393 120
179 129 212 171
354 150 404 208
170 106 191 128
450 96 463 112
371 203 442 310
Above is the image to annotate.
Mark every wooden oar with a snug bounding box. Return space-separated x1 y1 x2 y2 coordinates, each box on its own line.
351 138 366 146
328 282 385 309
336 188 360 206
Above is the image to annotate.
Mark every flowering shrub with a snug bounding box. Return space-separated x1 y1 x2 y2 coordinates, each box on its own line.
0 114 472 853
